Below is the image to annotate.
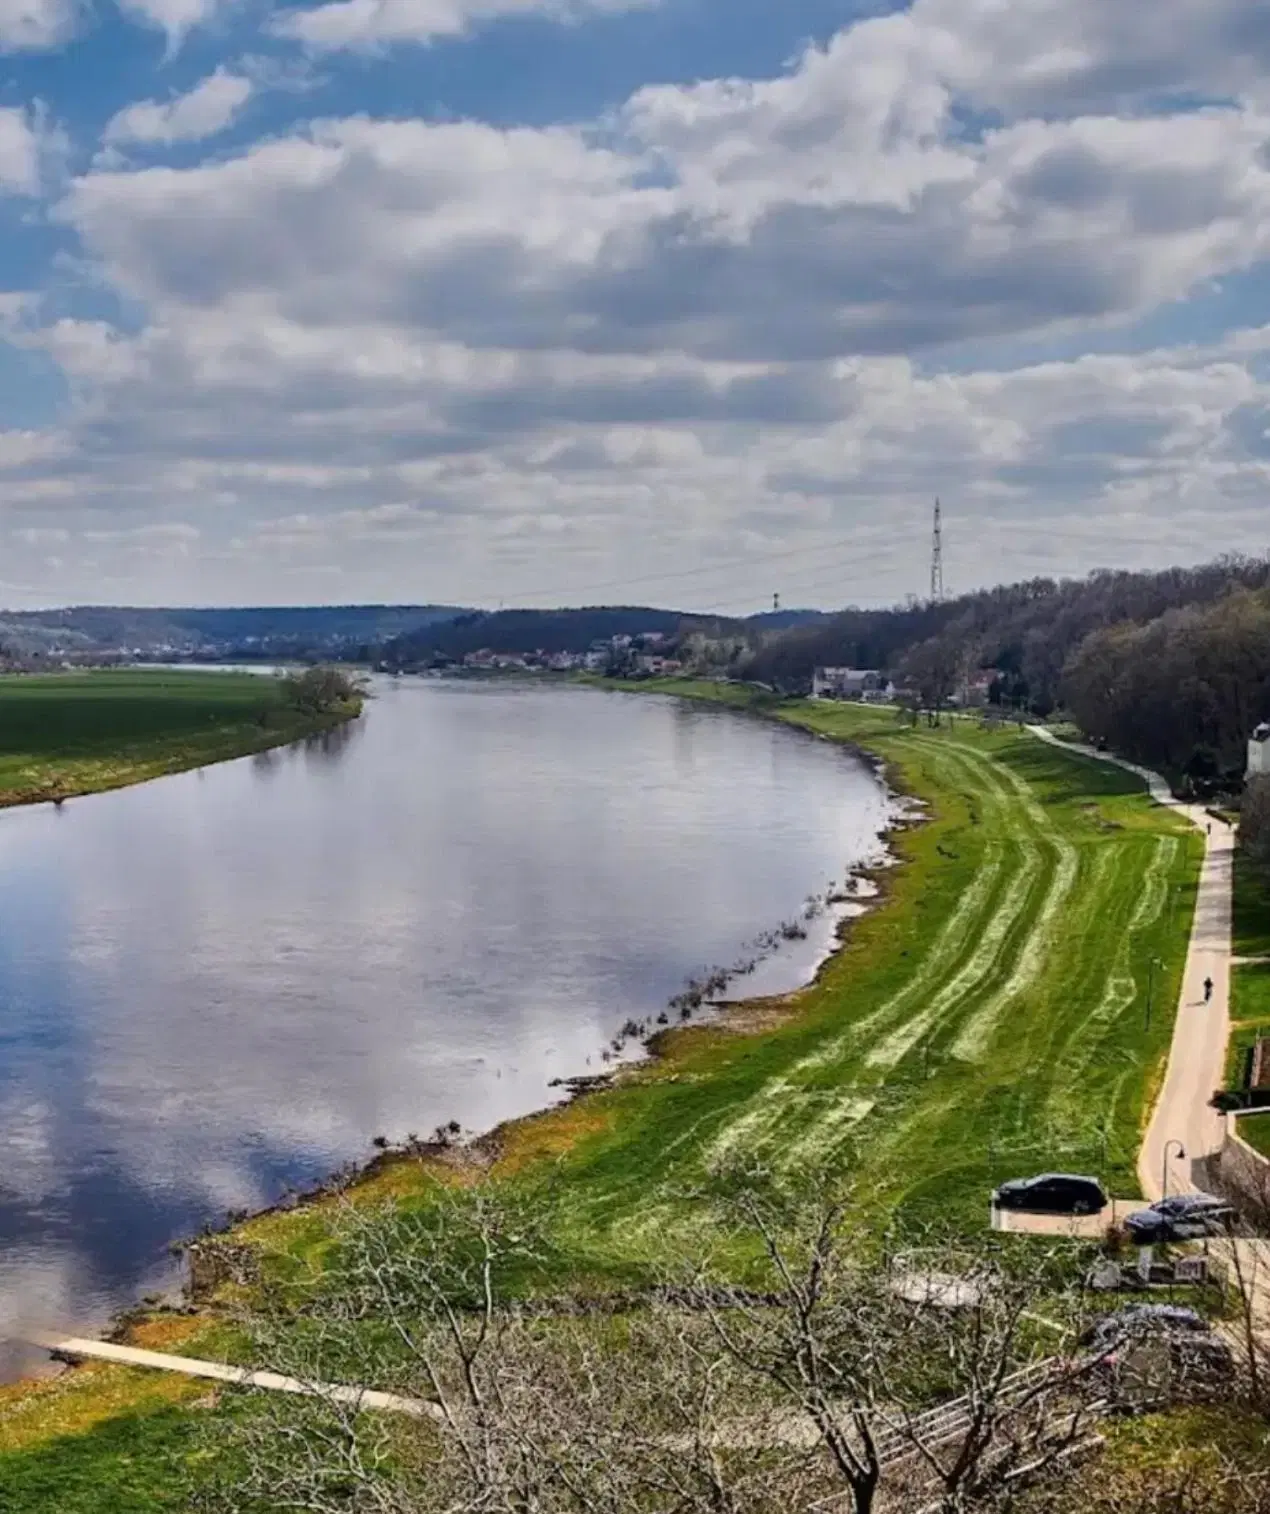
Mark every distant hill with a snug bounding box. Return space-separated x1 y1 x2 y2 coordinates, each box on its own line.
0 605 466 658
742 609 827 632
384 606 736 663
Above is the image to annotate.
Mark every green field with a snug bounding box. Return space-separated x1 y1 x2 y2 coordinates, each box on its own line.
0 669 355 804
0 680 1206 1503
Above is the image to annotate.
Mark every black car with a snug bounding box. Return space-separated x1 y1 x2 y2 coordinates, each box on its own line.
992 1173 1107 1215
1124 1193 1234 1244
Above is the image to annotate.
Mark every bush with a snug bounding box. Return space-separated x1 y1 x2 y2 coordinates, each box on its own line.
278 666 364 717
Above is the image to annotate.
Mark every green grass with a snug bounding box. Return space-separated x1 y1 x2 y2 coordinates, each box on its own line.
1235 1111 1270 1157
0 677 1206 1494
1227 848 1270 1095
489 688 1200 1271
1025 1403 1270 1512
0 1407 193 1513
1225 964 1270 1086
0 669 357 804
1234 851 1270 959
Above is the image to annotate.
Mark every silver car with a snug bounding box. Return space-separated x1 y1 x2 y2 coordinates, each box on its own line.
1123 1192 1234 1244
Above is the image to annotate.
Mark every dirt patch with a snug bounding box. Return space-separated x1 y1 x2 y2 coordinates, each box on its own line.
713 995 802 1035
991 1198 1144 1239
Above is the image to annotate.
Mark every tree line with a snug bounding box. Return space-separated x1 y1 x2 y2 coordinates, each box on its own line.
370 554 1270 781
1061 588 1270 780
739 557 1270 715
720 556 1270 782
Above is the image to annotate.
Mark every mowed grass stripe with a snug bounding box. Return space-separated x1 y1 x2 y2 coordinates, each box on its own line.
509 695 1201 1254
704 742 1021 1168
872 739 1053 1069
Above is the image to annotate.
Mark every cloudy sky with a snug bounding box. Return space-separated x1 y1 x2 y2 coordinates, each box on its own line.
0 0 1268 610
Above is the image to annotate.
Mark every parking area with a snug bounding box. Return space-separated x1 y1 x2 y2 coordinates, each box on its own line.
991 1198 1145 1238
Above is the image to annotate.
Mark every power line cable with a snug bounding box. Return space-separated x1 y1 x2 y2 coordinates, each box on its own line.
694 553 912 617
487 533 902 607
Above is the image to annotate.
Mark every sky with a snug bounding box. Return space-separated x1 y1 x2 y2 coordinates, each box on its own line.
1 0 1269 610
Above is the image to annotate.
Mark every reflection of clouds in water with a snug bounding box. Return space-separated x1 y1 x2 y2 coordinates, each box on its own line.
0 1097 64 1206
0 682 891 1354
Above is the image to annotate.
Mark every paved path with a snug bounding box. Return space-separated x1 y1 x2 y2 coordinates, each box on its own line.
991 1198 1143 1238
1027 728 1231 1202
29 1333 437 1418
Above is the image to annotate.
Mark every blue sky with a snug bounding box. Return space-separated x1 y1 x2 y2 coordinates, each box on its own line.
0 0 1269 608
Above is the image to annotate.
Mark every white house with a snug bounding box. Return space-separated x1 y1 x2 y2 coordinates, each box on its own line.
1249 723 1270 777
950 672 997 709
813 667 888 700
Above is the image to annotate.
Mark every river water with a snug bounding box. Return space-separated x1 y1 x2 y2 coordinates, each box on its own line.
0 678 890 1367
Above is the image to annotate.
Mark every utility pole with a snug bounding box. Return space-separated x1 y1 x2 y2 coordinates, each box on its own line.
773 592 780 614
930 498 945 603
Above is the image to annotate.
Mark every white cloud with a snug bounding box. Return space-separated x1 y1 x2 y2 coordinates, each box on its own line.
270 0 653 53
11 0 1270 603
0 105 47 193
103 70 254 148
62 94 1270 365
0 0 76 51
115 0 227 49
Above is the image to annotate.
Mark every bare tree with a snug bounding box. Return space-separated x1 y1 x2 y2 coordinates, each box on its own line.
193 1175 1115 1514
682 1171 1110 1514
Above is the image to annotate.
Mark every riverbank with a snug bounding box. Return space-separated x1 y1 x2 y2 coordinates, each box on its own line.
0 681 1204 1508
0 669 362 808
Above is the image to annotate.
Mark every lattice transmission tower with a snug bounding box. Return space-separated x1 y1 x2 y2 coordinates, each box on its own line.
930 498 945 603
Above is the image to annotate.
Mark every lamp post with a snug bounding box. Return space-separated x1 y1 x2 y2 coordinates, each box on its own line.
1162 1138 1186 1200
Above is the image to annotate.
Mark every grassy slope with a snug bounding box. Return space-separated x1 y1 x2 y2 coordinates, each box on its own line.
1229 853 1270 1153
490 691 1201 1270
0 669 358 805
0 681 1203 1502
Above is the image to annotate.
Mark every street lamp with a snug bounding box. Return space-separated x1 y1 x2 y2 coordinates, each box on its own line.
1162 1138 1186 1200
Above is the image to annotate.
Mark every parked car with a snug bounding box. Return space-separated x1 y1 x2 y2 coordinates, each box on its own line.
992 1173 1107 1215
1123 1193 1235 1244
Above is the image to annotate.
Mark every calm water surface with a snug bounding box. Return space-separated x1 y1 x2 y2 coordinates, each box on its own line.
0 679 890 1365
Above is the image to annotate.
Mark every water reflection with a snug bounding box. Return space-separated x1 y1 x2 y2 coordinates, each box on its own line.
0 680 890 1366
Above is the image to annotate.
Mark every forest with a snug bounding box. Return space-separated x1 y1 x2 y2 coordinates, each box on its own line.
379 605 814 662
735 556 1270 782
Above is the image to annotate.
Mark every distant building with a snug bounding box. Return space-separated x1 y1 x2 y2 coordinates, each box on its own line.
812 667 888 701
951 672 997 709
1248 723 1270 777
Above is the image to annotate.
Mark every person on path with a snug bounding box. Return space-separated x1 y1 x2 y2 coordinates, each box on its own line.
1204 976 1214 1003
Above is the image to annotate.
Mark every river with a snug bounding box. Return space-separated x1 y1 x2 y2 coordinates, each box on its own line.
0 678 891 1370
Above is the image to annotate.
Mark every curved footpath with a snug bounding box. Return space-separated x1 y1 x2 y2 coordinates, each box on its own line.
1028 727 1231 1202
